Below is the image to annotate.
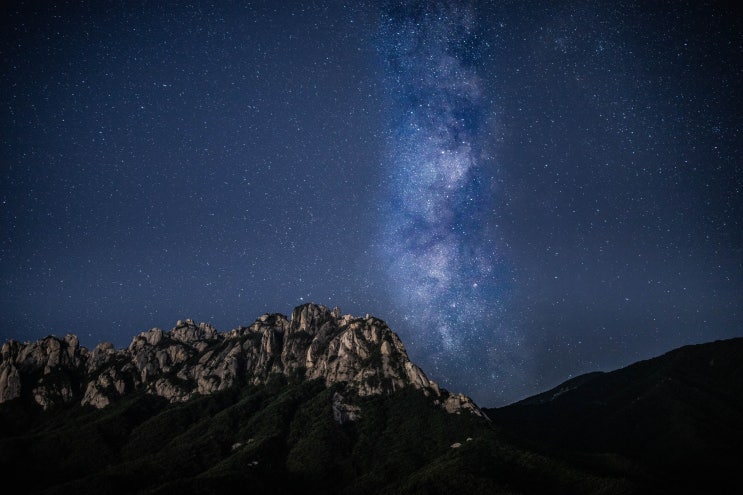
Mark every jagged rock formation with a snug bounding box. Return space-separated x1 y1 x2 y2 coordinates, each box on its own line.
0 303 484 418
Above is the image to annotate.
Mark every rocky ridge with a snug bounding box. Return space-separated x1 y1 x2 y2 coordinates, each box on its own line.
0 303 483 418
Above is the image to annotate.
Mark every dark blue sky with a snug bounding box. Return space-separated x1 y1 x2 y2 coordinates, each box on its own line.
2 0 741 406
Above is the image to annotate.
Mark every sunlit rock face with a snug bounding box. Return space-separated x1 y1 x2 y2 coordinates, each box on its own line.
0 303 485 418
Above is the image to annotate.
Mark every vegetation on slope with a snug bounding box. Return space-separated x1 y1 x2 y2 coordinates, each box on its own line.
0 375 633 495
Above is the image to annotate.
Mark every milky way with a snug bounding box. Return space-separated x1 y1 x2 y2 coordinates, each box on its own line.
376 1 516 386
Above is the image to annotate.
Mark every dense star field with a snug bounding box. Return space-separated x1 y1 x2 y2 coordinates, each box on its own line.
1 1 741 406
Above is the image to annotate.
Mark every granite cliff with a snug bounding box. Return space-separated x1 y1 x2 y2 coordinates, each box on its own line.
0 303 482 419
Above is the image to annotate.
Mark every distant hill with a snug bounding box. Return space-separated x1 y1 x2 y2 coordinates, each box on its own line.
486 337 743 494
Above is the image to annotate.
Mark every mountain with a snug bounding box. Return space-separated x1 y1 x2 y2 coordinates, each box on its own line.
0 303 635 494
486 337 743 494
0 303 479 416
0 304 740 494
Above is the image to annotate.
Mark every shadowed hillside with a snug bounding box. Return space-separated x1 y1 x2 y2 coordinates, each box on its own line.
487 338 743 494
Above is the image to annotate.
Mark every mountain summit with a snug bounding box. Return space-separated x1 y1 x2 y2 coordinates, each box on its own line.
0 303 482 417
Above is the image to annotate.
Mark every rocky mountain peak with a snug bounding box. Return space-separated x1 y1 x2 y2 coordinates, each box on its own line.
290 302 334 334
0 304 485 418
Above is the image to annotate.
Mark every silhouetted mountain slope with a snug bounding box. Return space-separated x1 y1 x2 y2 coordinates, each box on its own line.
486 337 743 494
0 377 636 494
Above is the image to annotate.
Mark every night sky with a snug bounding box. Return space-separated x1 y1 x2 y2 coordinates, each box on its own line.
2 0 741 407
